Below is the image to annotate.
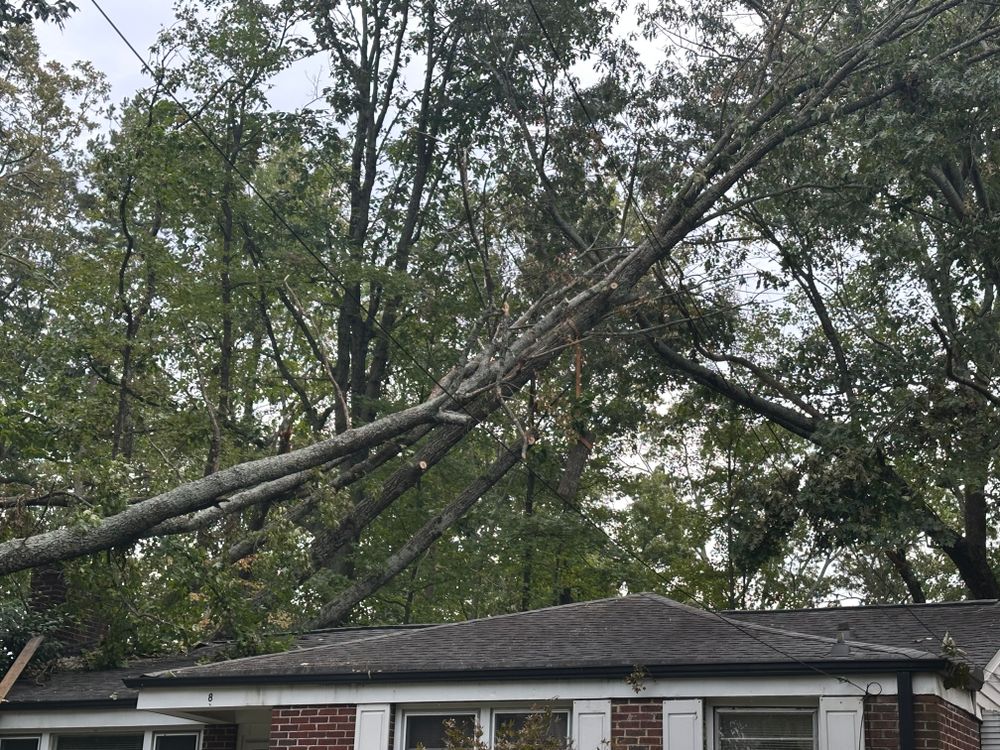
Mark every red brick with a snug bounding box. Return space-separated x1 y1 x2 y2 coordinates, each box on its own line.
865 695 979 750
270 705 358 750
612 700 662 750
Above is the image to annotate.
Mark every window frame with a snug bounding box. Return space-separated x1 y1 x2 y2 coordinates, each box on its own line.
48 729 203 750
401 710 481 750
490 709 570 745
395 704 572 750
712 706 818 750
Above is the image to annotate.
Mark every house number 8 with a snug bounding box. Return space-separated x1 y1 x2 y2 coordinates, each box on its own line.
208 693 213 704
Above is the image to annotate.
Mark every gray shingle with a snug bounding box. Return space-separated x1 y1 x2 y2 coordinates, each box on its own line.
133 594 950 684
727 599 1000 667
13 595 998 704
2 626 419 708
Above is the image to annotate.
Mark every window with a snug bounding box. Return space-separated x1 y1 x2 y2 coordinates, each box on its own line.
404 714 477 750
1 738 40 750
57 735 144 750
493 712 569 745
716 710 815 750
154 736 199 750
401 707 570 750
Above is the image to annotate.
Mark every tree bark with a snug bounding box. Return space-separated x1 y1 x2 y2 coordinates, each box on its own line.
885 548 927 604
308 439 523 628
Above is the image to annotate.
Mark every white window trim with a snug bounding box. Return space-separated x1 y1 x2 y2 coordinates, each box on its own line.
393 704 572 750
17 728 204 750
708 706 818 750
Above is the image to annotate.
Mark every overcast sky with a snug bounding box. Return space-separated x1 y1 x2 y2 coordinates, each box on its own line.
35 0 330 112
36 1 175 101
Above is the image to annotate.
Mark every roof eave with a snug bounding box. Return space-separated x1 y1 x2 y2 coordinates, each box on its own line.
0 698 139 712
122 658 951 690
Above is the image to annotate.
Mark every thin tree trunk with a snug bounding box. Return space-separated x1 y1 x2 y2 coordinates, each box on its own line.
309 439 523 628
885 547 927 603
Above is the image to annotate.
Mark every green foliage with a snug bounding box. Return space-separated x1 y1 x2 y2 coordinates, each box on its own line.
0 0 74 35
0 591 66 672
443 709 571 750
6 0 1000 669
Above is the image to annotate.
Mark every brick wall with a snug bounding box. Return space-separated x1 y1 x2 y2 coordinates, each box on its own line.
866 696 901 750
611 699 663 750
203 725 238 750
864 695 979 750
270 705 358 750
915 696 980 750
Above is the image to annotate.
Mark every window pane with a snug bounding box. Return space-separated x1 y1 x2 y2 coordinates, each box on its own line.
57 735 144 750
405 715 476 750
155 736 198 750
493 713 569 741
719 713 813 750
2 739 40 750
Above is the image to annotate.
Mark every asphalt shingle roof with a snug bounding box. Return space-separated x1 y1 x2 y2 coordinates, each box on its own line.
2 626 419 708
726 599 1000 668
132 594 950 685
10 595 999 704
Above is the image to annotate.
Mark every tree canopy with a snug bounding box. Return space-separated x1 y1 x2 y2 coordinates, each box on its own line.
4 0 1000 666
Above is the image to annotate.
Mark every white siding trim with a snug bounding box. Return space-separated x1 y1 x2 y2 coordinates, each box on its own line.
982 710 1000 750
0 710 202 731
135 674 876 713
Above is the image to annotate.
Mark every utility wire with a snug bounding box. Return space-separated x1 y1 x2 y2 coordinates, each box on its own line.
90 0 936 689
527 0 934 680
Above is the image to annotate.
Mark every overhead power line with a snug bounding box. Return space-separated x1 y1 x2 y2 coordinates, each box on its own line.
87 0 939 688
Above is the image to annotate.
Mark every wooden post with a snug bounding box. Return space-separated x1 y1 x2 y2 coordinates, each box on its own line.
0 635 44 702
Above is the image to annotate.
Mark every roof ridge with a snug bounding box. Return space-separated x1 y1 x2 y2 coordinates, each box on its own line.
725 599 998 614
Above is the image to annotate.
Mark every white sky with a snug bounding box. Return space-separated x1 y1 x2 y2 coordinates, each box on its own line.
34 1 645 115
35 0 331 112
37 1 176 101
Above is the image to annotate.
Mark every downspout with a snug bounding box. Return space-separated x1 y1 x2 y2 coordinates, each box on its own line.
897 671 916 750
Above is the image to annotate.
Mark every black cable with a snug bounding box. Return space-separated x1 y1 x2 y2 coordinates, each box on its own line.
89 0 918 691
517 0 931 684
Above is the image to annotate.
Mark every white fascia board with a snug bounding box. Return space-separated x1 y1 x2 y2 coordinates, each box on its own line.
980 648 1000 713
134 674 885 713
0 708 203 731
985 648 1000 681
911 674 980 717
978 684 1000 714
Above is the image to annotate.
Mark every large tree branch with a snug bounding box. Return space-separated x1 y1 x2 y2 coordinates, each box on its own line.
0 0 968 581
223 423 436 563
308 438 524 628
642 325 819 440
0 394 453 575
307 402 495 574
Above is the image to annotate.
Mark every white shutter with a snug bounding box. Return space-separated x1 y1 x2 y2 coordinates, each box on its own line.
818 697 864 750
663 699 704 750
354 704 392 750
573 700 612 750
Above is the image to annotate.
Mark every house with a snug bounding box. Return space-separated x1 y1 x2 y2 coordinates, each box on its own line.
2 594 999 750
0 628 421 750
